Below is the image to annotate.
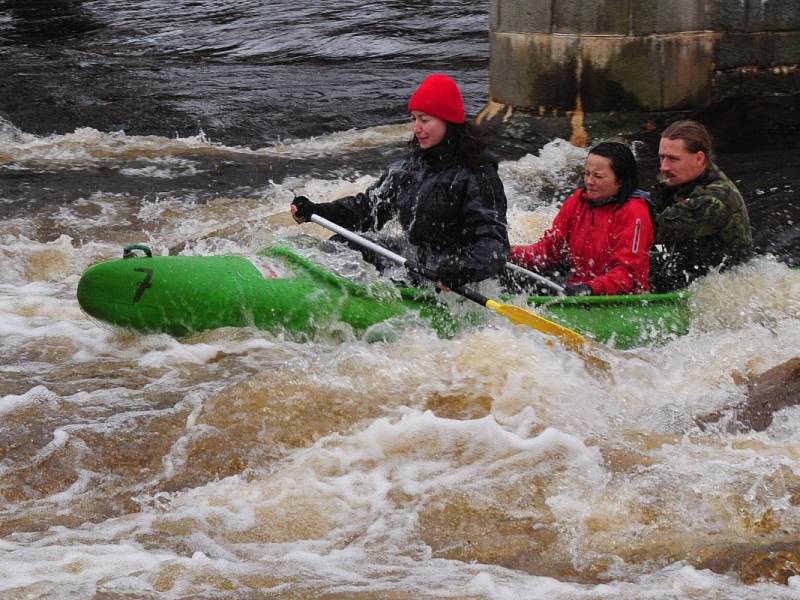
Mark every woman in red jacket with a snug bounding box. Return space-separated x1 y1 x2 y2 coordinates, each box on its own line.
509 141 653 295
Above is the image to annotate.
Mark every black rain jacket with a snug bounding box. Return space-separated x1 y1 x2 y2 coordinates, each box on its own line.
312 142 510 287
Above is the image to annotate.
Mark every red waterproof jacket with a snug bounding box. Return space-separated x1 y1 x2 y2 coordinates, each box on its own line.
509 189 654 295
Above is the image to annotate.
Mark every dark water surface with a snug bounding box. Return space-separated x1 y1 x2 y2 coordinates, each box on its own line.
1 0 490 144
2 0 798 262
0 0 495 225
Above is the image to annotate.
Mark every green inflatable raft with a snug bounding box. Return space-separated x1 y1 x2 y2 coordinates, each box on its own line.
76 244 691 348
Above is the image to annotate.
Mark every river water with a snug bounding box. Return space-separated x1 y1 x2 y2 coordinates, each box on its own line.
2 2 800 599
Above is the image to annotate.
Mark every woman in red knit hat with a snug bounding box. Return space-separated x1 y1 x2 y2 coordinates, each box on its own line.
290 73 509 289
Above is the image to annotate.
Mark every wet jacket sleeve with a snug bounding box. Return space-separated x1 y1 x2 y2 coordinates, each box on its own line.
425 167 510 286
586 200 654 295
655 184 734 244
509 191 578 270
312 172 397 232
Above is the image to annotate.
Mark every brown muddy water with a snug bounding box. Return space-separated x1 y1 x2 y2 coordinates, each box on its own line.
1 123 799 599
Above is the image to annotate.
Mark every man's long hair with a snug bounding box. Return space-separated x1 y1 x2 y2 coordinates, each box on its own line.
662 119 712 158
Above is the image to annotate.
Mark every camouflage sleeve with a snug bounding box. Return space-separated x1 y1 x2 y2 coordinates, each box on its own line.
655 181 736 244
649 188 671 215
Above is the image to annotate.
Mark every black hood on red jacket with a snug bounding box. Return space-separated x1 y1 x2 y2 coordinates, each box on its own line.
584 187 652 208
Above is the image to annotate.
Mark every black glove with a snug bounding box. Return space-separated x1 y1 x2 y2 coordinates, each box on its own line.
291 196 317 223
424 254 469 289
563 283 593 296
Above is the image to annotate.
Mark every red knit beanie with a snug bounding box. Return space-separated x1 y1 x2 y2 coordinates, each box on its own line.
407 73 465 124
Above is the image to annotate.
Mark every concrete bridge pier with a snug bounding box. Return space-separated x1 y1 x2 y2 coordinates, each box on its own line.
482 0 800 149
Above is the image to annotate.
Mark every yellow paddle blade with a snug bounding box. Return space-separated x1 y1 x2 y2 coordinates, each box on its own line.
486 299 610 373
485 299 588 350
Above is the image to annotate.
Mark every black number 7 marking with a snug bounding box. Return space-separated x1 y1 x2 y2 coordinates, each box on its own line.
133 268 153 303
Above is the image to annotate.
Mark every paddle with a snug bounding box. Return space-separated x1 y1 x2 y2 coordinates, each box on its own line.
504 261 564 294
308 214 591 352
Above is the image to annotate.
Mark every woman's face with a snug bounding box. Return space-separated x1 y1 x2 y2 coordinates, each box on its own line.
583 153 621 201
411 111 447 149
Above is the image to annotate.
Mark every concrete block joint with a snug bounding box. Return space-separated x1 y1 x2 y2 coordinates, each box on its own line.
490 0 800 113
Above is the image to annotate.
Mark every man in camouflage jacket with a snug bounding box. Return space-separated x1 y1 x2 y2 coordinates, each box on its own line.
651 120 753 291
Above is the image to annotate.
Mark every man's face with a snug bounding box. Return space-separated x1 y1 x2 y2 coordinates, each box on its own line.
658 137 707 187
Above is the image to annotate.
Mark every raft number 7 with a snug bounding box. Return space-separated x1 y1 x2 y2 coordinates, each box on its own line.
133 268 153 303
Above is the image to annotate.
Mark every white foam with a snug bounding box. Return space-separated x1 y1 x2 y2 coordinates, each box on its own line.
2 116 799 599
0 122 409 172
118 156 203 179
0 385 58 417
500 139 587 207
0 543 176 594
261 123 410 158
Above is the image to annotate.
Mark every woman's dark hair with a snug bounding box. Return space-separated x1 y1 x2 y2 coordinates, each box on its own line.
586 141 639 203
410 120 486 170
